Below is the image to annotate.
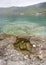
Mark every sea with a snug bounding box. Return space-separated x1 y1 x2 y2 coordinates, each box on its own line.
0 15 46 36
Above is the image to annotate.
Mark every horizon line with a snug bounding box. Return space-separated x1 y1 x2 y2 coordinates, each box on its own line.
0 2 46 8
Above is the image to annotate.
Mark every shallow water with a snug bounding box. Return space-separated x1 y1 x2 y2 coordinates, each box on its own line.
0 15 46 36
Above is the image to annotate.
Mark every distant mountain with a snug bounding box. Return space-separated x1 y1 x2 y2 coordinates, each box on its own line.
0 2 46 16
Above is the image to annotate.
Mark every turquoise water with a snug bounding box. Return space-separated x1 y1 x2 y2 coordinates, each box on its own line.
0 15 46 36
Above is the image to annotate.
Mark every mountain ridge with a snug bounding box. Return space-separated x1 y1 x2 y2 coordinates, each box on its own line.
0 2 46 16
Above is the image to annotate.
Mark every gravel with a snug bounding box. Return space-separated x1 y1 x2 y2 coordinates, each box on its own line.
0 34 46 65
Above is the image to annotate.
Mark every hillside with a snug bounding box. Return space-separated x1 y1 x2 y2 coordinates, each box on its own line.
0 2 46 16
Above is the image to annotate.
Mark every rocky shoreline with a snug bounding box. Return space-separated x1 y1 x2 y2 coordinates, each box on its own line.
0 34 46 65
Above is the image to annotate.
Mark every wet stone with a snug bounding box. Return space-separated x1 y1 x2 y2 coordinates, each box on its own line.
13 37 35 55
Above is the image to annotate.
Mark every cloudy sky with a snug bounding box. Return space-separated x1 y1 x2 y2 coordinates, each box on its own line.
0 0 46 7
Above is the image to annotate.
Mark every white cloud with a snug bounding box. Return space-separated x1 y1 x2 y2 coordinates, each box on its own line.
0 0 46 7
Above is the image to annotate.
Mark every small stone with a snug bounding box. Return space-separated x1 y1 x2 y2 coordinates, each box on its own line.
0 59 6 65
33 44 36 47
24 55 28 59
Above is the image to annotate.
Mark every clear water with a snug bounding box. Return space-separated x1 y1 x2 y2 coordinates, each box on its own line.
0 15 46 36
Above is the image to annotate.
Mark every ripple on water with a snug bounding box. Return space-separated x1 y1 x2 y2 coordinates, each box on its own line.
1 23 46 36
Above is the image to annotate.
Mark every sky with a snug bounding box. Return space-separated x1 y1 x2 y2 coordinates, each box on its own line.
0 0 46 7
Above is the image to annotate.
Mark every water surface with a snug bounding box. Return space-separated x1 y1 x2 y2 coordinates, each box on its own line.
0 15 46 36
